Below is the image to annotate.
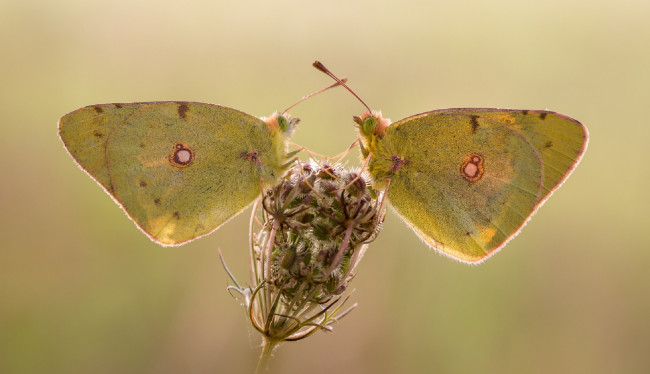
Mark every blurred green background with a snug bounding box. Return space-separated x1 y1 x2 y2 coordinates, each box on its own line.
2 0 648 373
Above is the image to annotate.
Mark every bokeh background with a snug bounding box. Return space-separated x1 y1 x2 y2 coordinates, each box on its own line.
2 0 649 373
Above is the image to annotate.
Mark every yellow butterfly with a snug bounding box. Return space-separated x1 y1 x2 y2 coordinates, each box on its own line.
59 101 298 246
316 62 589 263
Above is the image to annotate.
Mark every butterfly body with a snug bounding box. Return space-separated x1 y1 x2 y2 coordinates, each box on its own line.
59 101 295 246
356 108 588 263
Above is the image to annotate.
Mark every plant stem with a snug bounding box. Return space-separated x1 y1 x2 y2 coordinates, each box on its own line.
255 337 279 374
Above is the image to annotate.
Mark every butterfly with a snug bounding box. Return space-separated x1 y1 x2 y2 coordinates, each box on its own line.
59 101 298 245
315 61 588 263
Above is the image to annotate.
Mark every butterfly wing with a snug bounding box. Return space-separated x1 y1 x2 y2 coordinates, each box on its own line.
59 102 286 245
368 109 587 263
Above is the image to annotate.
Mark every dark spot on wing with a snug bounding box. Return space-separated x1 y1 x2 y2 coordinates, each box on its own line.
539 112 548 120
240 149 262 167
93 106 103 113
470 115 479 133
177 103 189 119
544 141 553 148
389 155 409 173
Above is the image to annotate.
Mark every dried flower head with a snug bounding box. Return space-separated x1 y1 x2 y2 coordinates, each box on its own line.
221 160 385 371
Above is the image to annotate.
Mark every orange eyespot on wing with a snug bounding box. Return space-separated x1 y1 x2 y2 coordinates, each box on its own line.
169 142 194 168
460 153 484 183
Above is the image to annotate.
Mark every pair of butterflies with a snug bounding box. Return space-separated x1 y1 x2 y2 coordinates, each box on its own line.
59 70 588 264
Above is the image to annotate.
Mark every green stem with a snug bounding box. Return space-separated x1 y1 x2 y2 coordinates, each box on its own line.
255 337 280 374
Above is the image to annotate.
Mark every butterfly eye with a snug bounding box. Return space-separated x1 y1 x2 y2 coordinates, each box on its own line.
362 117 377 135
277 115 290 132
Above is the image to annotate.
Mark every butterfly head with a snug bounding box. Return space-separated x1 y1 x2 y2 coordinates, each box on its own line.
264 112 300 136
354 110 391 138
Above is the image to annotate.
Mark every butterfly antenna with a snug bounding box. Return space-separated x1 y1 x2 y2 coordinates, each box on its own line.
281 77 349 115
312 61 372 113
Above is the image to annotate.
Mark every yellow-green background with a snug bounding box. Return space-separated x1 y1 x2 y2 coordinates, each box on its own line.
2 0 648 373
